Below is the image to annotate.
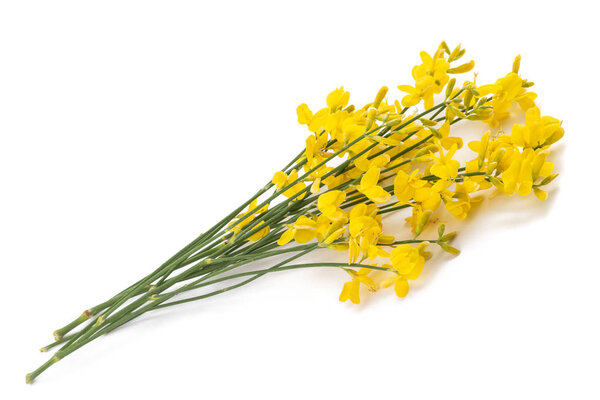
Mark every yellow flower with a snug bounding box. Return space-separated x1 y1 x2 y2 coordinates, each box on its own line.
347 204 390 263
466 131 491 172
325 109 351 142
339 267 375 304
355 166 391 204
228 199 269 237
307 107 330 134
317 190 346 220
277 215 322 245
500 147 554 197
339 115 365 145
326 87 350 112
430 144 460 180
381 273 410 298
466 132 514 176
322 173 349 191
247 221 270 241
393 169 427 204
316 213 348 245
443 184 473 220
381 242 429 298
272 169 306 200
390 242 428 277
413 184 443 211
510 106 564 149
354 145 391 172
477 71 537 128
398 47 450 109
437 120 463 150
305 132 329 165
296 103 313 125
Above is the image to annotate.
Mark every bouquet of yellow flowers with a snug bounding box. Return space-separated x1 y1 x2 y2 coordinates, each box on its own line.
27 42 563 383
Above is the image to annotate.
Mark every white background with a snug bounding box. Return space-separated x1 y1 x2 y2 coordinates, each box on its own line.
1 1 599 398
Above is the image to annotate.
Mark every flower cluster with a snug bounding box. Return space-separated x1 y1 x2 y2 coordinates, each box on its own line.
268 42 563 303
29 42 563 383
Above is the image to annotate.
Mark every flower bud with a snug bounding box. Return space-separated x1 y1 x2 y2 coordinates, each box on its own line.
378 235 395 245
533 187 547 201
428 127 443 139
512 54 521 74
448 44 464 62
440 41 450 55
385 117 403 127
440 231 457 242
373 86 388 109
448 104 467 119
540 173 558 186
445 78 456 98
414 210 432 238
419 118 437 126
488 175 504 190
447 60 475 74
440 242 460 255
327 243 349 251
415 144 439 157
464 89 473 108
522 80 535 88
365 107 377 131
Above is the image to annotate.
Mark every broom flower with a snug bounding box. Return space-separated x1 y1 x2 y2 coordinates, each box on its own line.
27 42 563 384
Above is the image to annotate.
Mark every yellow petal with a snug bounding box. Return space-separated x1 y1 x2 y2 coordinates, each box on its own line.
380 275 397 289
533 187 547 201
272 171 287 188
366 186 391 204
360 166 381 189
296 103 313 125
349 280 361 304
277 228 295 245
394 278 409 298
339 281 352 303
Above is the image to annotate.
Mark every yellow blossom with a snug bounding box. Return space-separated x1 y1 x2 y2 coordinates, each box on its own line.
296 103 313 125
272 169 306 200
398 47 450 109
354 145 391 172
322 173 349 191
339 267 375 304
381 242 429 298
390 242 428 278
393 169 428 204
355 166 391 204
430 144 460 180
307 107 330 134
305 132 329 165
339 115 366 145
277 215 322 245
437 120 463 150
326 87 350 112
316 213 348 245
510 106 564 149
501 147 554 197
347 204 389 263
247 221 270 241
413 184 443 211
228 199 269 238
467 132 514 176
443 184 475 220
317 190 346 220
477 71 537 128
